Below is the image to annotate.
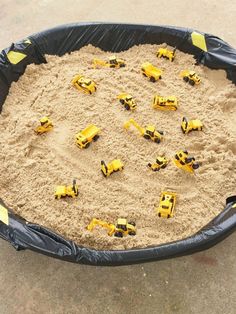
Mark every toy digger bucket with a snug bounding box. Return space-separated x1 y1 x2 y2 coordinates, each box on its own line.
0 23 236 266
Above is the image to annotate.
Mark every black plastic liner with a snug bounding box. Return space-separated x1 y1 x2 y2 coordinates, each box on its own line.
0 23 235 265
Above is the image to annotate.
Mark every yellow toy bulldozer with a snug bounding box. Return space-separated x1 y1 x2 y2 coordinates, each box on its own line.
117 93 137 110
55 179 79 199
93 55 126 68
173 150 200 173
148 156 169 171
101 159 124 177
156 191 177 218
72 74 97 94
181 117 203 134
157 47 176 61
87 218 136 237
152 95 178 111
124 118 163 144
180 70 201 86
76 124 100 149
35 117 53 134
141 62 162 82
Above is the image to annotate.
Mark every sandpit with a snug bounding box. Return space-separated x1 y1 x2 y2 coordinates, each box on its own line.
0 44 235 250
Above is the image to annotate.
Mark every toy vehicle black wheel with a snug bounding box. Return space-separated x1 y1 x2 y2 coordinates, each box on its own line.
120 64 125 67
192 163 200 170
154 138 161 144
186 157 193 163
114 231 123 238
125 104 130 110
89 90 92 94
110 64 116 68
142 72 147 77
129 231 136 236
120 99 125 104
128 221 136 227
159 76 162 79
84 142 90 148
93 135 99 141
144 134 150 140
167 215 171 219
150 76 156 82
158 213 161 217
183 76 189 82
189 79 195 86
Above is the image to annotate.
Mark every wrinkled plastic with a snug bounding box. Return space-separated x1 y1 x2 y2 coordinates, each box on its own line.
0 23 235 265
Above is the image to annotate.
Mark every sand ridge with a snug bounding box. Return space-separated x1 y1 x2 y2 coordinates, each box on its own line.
0 44 235 250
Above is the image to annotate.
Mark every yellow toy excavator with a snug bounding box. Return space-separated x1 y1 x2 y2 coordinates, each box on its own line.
35 117 53 134
93 55 126 68
181 117 203 134
173 150 200 173
55 179 79 199
157 47 176 62
101 159 124 177
87 218 136 237
124 118 163 144
75 124 100 149
152 95 178 111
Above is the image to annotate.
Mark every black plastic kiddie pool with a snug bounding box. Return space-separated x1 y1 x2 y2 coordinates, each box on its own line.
0 23 235 266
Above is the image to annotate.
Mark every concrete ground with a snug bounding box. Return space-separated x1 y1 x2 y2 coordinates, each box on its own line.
0 1 235 313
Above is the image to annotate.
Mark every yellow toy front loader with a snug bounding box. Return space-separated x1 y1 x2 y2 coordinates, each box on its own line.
124 118 163 144
35 117 53 134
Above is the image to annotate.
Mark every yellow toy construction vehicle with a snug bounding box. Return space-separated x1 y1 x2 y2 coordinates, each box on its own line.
93 55 126 68
152 95 178 111
55 179 79 199
141 62 162 82
76 124 100 149
35 117 53 134
72 75 97 94
148 156 169 171
157 47 176 62
117 93 137 110
87 218 136 237
156 191 177 218
173 150 200 173
101 159 124 177
180 70 201 86
124 118 163 144
181 117 203 134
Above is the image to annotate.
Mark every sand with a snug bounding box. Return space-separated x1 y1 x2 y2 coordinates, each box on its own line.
0 44 235 250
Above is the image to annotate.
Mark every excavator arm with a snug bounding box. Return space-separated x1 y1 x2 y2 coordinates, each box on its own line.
87 218 116 236
124 119 144 135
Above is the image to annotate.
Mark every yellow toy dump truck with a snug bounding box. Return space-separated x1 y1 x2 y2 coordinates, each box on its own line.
181 117 203 134
152 95 178 111
157 47 176 61
148 156 169 171
72 74 97 94
156 191 177 218
180 70 201 86
141 62 162 82
101 159 124 177
55 179 79 199
76 124 100 149
93 55 126 68
87 218 136 237
35 117 53 134
173 150 200 173
117 93 137 110
124 118 163 144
